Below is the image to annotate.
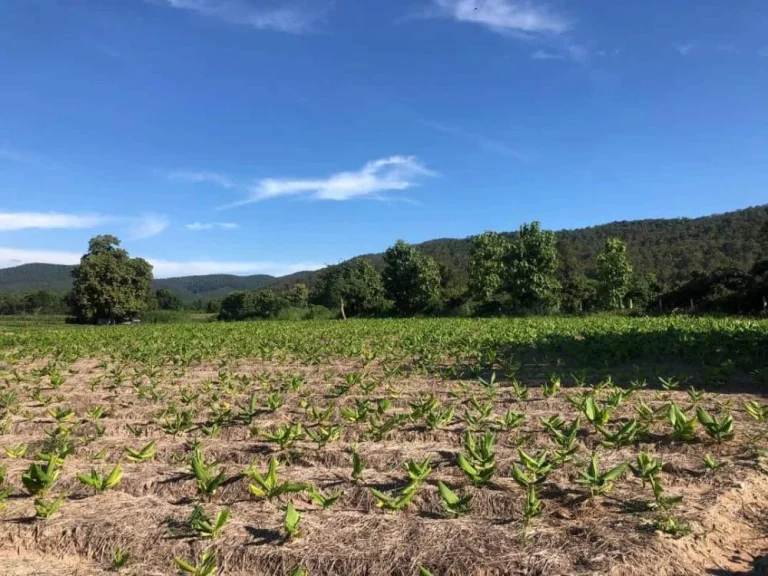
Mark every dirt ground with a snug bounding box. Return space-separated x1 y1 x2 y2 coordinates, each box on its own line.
0 358 766 576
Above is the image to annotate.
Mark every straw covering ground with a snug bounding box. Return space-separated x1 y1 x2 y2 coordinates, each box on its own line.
0 317 767 575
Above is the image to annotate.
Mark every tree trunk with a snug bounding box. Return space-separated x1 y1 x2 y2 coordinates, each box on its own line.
340 297 346 321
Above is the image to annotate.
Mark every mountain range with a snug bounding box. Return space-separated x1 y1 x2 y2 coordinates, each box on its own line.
1 205 766 301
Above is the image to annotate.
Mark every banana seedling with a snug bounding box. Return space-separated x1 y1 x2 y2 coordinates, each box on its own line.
582 397 612 426
22 455 60 496
188 505 230 538
245 457 306 500
47 407 75 423
541 374 561 398
306 485 343 509
545 417 580 465
370 481 419 512
437 481 472 518
596 419 639 448
696 407 734 443
510 449 552 489
457 430 496 485
174 550 218 576
306 401 335 426
629 452 662 487
305 425 341 448
497 408 526 431
259 422 303 450
404 457 432 483
350 445 366 482
667 402 698 441
124 440 157 463
33 496 64 519
190 448 226 497
283 501 302 539
341 400 371 423
424 404 455 430
365 414 403 442
77 462 123 492
3 443 27 458
112 548 130 570
575 452 627 497
744 401 767 422
702 454 726 472
510 378 530 401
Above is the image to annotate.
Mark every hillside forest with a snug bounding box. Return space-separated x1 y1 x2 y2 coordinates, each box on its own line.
0 206 767 321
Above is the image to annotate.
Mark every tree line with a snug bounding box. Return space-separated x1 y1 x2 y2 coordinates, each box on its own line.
2 222 765 323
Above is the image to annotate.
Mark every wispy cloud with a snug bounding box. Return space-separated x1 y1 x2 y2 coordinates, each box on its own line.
129 214 170 240
0 212 109 232
224 156 436 207
164 170 235 189
421 120 526 160
675 43 694 56
759 47 768 58
0 247 322 278
426 0 570 35
156 0 330 34
531 49 564 61
185 222 239 231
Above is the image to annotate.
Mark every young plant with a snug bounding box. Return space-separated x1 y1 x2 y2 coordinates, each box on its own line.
545 417 580 465
667 402 698 441
575 452 627 497
404 457 432 483
190 448 226 497
744 400 767 422
365 414 403 442
424 404 455 431
22 455 60 496
696 407 734 443
124 440 157 463
174 550 218 576
306 485 343 509
510 449 552 489
437 481 472 518
112 548 130 570
457 430 496 485
3 444 27 458
541 374 561 398
703 454 726 472
369 482 419 512
582 397 612 426
497 408 526 431
519 486 542 543
596 419 639 448
245 457 306 500
259 422 303 450
510 378 530 401
33 496 64 519
350 445 366 482
77 463 123 492
283 501 302 539
305 425 341 448
188 504 230 538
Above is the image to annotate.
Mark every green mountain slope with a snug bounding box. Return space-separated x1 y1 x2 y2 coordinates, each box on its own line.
2 205 766 300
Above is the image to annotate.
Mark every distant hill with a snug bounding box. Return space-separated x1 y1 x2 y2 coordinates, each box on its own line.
0 265 277 302
268 205 768 290
1 205 766 300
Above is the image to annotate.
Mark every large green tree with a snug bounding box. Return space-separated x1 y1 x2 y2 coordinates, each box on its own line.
70 235 153 323
504 221 561 312
154 287 183 311
468 231 510 303
382 240 442 315
597 237 633 309
311 259 387 318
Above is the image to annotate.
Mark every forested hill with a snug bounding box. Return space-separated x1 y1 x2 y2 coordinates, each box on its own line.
268 205 768 290
1 205 766 300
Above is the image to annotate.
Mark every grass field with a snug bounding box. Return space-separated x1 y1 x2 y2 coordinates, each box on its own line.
0 317 767 575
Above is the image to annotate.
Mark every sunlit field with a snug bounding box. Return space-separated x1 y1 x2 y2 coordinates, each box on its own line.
1 317 767 575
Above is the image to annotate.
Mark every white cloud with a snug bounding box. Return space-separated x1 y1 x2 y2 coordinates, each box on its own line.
227 156 436 206
165 170 235 189
0 247 322 278
0 212 109 232
420 120 526 160
531 49 564 60
186 222 239 231
129 214 170 240
676 43 694 56
429 0 570 35
157 0 329 33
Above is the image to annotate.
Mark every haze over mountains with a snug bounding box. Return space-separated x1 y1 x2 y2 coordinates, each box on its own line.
1 206 766 302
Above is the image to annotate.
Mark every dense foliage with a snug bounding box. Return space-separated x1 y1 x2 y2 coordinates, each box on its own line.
70 236 154 323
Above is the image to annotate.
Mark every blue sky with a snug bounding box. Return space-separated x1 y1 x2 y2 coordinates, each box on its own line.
1 0 767 277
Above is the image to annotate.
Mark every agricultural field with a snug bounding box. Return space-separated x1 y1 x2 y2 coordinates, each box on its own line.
0 317 767 576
